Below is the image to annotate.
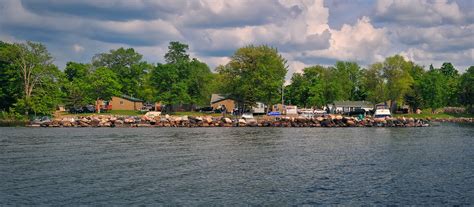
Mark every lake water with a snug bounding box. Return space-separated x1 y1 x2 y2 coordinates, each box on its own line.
1 124 473 205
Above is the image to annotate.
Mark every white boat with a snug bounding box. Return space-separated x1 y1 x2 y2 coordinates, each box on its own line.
299 109 315 118
374 109 391 118
241 113 254 119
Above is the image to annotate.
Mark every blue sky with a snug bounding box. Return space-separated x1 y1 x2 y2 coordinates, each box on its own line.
0 0 472 79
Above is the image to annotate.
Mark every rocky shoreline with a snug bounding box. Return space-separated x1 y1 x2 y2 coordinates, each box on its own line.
25 114 447 128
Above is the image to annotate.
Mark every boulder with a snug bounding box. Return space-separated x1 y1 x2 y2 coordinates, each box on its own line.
346 120 355 127
205 117 213 124
124 118 135 124
90 118 100 127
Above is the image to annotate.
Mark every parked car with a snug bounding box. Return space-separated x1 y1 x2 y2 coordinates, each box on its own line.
344 108 366 116
69 106 84 114
83 105 96 113
141 103 155 112
199 107 215 113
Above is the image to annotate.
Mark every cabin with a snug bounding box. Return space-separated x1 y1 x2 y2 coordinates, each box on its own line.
331 101 373 114
210 94 235 113
108 95 144 111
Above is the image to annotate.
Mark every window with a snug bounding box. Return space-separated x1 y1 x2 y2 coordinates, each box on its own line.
120 101 124 105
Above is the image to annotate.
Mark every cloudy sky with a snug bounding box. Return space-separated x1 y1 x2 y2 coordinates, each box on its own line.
0 0 472 79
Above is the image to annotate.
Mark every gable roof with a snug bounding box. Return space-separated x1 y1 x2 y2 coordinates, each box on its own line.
210 94 233 104
120 95 143 102
333 101 373 108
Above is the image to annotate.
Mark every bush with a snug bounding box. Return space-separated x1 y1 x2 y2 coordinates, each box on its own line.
0 109 28 126
0 109 27 121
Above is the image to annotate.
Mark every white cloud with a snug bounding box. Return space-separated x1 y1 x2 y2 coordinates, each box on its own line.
72 44 84 53
375 0 465 26
297 16 390 64
0 0 471 76
400 47 473 70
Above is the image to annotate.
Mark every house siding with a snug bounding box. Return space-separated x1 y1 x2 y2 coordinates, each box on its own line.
109 96 143 111
211 99 235 113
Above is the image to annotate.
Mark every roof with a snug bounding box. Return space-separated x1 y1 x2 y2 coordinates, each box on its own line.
119 95 144 102
210 94 233 104
333 101 373 108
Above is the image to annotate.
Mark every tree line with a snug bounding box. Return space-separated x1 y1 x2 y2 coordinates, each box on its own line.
286 55 473 113
0 40 473 116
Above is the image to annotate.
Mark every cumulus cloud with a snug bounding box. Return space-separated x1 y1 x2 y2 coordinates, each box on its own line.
400 47 473 70
0 0 471 78
375 0 465 26
394 25 474 52
295 16 390 65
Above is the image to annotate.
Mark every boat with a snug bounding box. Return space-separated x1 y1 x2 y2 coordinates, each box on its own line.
374 109 391 118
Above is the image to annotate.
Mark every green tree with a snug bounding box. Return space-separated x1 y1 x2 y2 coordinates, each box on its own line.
64 62 90 81
440 62 460 106
186 59 214 106
164 41 190 64
217 45 287 111
459 66 474 113
440 62 458 77
1 41 60 115
419 68 446 113
149 42 213 110
362 63 386 105
302 65 331 107
286 73 310 107
0 41 22 111
88 67 121 102
150 63 190 109
334 61 364 101
404 65 425 112
92 48 147 98
382 55 414 111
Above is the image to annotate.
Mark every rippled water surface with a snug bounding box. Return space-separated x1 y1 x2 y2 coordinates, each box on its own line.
1 124 473 205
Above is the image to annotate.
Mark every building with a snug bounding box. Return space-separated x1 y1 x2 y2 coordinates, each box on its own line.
108 95 144 111
331 101 373 114
210 94 235 113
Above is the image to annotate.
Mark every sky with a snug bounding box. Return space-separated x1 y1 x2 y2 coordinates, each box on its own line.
0 0 473 80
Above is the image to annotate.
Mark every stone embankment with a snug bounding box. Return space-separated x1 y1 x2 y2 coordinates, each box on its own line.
29 114 434 128
430 117 473 123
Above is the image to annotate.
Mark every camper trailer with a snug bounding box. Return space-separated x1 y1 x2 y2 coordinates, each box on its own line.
252 102 266 115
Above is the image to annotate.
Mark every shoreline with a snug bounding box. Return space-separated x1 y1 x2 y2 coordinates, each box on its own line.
2 115 473 128
23 114 439 128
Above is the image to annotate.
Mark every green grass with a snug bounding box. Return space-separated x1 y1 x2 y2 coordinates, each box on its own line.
393 112 474 119
62 110 142 117
170 111 223 117
63 110 224 117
